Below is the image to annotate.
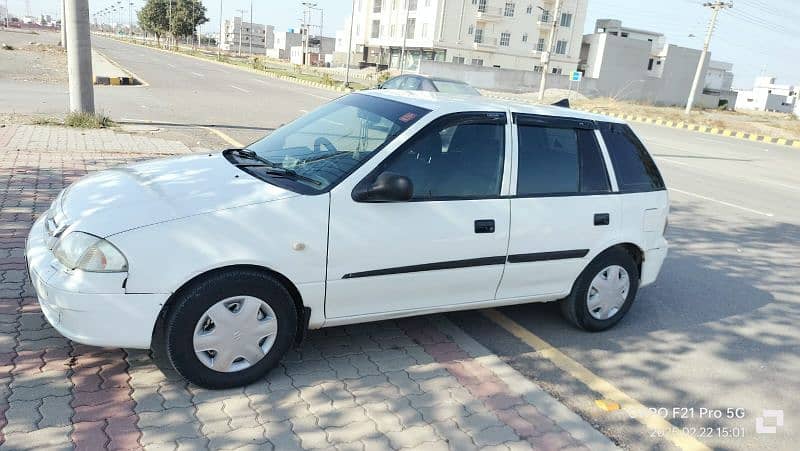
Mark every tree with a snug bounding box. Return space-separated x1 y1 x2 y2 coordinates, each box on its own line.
170 0 208 43
137 0 168 45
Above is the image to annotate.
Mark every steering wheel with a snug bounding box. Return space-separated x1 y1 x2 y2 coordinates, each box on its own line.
314 137 337 153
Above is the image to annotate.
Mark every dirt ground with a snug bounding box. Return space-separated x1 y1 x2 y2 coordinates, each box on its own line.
0 29 67 84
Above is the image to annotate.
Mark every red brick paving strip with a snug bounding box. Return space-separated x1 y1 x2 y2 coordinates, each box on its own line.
70 345 142 450
400 317 589 451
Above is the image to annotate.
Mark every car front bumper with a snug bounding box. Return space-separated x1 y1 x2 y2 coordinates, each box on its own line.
26 214 167 349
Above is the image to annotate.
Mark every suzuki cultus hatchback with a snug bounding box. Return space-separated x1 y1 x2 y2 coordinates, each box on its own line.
27 91 668 388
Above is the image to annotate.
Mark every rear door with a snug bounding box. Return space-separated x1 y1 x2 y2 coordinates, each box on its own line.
496 114 622 300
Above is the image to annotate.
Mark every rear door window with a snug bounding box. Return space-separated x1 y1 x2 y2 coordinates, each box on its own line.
381 77 404 89
599 122 665 192
515 117 610 196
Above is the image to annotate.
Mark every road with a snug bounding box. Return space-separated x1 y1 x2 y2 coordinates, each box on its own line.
11 34 800 450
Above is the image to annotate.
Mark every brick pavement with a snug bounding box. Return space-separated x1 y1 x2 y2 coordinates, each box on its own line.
0 124 618 450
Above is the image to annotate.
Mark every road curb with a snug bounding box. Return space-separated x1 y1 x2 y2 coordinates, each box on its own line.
96 34 352 94
576 108 799 148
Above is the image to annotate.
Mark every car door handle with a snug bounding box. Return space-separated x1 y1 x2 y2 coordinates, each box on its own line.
594 213 610 226
474 219 495 234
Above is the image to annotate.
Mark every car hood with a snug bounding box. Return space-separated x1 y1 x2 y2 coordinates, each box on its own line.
55 153 299 237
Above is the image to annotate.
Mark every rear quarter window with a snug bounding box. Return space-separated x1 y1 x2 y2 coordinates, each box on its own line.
599 122 665 192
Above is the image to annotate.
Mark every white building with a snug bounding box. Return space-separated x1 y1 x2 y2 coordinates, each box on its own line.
337 0 587 73
735 76 798 114
580 19 736 107
220 17 274 54
269 29 335 63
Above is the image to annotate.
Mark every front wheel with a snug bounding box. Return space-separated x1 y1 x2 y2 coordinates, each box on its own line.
560 248 639 331
164 269 297 389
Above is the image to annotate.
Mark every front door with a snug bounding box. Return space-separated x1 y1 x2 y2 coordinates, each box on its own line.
326 112 512 319
497 114 621 300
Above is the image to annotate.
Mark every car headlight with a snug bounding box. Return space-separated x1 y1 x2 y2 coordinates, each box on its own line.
53 232 128 272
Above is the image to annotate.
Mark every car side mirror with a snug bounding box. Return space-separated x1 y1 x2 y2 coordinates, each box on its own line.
353 172 413 202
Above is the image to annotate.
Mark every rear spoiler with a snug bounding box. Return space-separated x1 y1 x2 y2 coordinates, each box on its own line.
551 99 570 108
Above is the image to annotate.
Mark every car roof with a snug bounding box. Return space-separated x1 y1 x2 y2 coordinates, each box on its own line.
358 90 627 124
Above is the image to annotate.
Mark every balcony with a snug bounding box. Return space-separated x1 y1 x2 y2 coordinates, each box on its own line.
472 35 498 49
475 6 504 21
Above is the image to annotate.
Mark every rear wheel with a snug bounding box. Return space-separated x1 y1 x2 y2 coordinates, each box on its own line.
165 269 297 389
560 248 639 331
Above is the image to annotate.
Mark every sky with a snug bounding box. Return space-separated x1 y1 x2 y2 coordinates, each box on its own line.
10 0 800 89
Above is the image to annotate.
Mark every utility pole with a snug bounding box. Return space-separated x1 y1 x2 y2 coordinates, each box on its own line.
218 0 223 58
60 0 67 46
65 0 94 113
537 0 562 102
128 1 132 39
399 1 411 74
685 1 732 114
248 0 253 56
344 0 355 88
236 9 246 55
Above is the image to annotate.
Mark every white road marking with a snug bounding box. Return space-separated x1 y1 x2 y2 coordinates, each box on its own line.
167 63 177 68
254 79 268 84
190 72 205 78
669 188 775 217
230 85 250 93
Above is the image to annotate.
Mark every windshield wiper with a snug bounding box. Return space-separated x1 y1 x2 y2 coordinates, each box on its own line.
226 148 273 166
260 167 323 186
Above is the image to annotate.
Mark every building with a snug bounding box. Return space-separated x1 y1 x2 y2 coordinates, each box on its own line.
269 29 335 63
734 76 798 113
220 17 273 54
579 19 735 107
336 0 587 73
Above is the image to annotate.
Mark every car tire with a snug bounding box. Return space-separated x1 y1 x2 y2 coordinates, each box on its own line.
164 269 297 389
560 247 639 332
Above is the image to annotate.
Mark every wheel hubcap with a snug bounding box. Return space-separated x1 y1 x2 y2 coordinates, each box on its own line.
586 265 630 320
192 296 278 373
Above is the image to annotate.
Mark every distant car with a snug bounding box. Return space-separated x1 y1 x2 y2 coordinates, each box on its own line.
27 91 668 389
378 74 481 96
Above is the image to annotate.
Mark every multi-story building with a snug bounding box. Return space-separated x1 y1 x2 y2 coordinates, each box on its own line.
337 0 587 73
735 76 798 114
220 16 274 54
580 19 736 107
269 29 336 63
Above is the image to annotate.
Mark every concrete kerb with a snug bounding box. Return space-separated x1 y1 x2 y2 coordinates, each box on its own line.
92 49 146 86
481 93 799 149
96 34 353 94
430 315 621 451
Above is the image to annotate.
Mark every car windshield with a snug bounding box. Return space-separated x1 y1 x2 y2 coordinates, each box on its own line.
244 94 429 193
432 80 481 96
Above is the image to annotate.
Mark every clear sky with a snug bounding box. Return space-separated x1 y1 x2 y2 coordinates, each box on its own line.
11 0 800 89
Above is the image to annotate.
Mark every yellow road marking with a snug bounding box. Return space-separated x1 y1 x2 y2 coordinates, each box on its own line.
200 127 243 147
482 309 712 451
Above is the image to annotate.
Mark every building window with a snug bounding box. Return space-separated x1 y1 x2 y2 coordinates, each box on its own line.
621 32 629 38
453 56 465 64
534 65 543 73
504 2 515 17
522 32 528 42
536 38 545 52
474 28 484 43
540 9 550 22
407 0 418 11
371 20 380 38
373 0 382 13
477 0 487 13
422 23 429 38
526 5 533 14
555 40 567 54
468 24 474 35
552 67 562 74
560 13 572 27
471 58 484 66
500 32 511 46
647 58 654 70
406 18 416 38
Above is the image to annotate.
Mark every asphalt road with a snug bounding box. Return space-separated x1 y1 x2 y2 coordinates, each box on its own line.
8 34 800 450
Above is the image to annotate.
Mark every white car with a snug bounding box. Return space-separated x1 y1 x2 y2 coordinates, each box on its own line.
26 91 668 388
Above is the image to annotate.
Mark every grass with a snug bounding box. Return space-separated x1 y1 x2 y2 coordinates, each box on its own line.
64 112 115 128
31 113 115 128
